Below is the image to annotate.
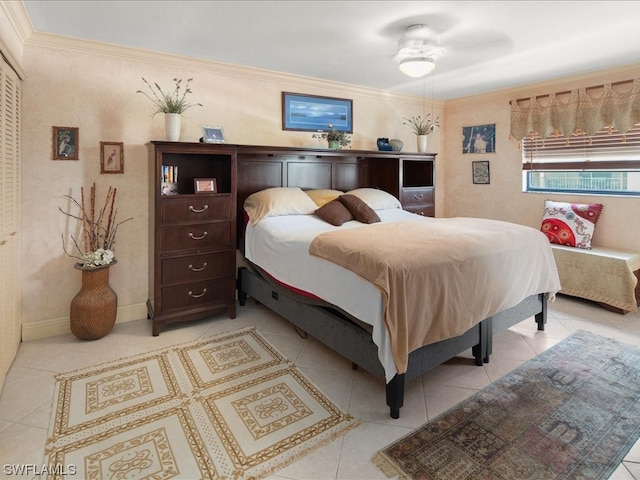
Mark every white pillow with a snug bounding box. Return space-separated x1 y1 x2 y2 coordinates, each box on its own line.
346 188 401 210
244 187 317 225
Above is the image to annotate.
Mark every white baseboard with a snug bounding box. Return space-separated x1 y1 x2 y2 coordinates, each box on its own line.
21 303 149 341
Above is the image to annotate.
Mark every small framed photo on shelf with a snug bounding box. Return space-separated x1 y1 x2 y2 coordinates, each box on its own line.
201 125 225 143
194 178 217 193
52 126 79 160
100 141 124 174
472 160 490 184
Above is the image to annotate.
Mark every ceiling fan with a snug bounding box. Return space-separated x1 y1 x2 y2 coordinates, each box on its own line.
394 24 445 78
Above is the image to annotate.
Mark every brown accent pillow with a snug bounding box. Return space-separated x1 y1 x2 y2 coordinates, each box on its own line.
339 194 381 224
315 199 354 226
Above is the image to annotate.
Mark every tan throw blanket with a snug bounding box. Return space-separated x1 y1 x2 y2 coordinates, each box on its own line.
551 244 640 312
309 218 561 374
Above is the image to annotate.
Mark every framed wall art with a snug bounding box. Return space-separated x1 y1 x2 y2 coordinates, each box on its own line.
201 125 225 143
462 123 495 154
472 161 490 184
194 178 217 193
282 92 353 132
52 126 79 160
100 141 124 174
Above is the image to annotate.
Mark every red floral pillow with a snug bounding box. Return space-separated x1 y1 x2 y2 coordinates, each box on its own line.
541 200 603 249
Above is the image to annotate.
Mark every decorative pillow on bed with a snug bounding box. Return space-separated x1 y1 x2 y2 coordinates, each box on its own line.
315 199 354 226
243 187 317 225
305 189 344 207
345 188 402 210
339 194 381 224
541 200 603 249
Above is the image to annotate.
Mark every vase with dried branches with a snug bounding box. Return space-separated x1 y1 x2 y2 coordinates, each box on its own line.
59 183 133 340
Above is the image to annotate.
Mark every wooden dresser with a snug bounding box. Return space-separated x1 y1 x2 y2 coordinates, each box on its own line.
147 141 237 336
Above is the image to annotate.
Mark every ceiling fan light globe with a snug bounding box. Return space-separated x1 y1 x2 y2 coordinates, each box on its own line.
399 58 435 78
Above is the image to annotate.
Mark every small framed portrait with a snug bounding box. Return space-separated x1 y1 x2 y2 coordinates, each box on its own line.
52 126 79 160
201 125 225 143
463 124 496 154
472 161 490 184
100 142 124 174
194 178 217 193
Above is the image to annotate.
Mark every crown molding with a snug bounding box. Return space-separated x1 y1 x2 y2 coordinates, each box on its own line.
25 30 436 104
1 0 33 43
0 0 32 78
446 63 640 106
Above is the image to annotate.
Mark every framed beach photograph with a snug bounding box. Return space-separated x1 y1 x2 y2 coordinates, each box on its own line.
463 123 496 154
472 161 490 184
282 92 353 132
201 125 225 143
52 126 79 160
194 178 217 193
100 142 124 174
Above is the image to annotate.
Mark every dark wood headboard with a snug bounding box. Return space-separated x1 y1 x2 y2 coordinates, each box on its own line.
235 145 404 240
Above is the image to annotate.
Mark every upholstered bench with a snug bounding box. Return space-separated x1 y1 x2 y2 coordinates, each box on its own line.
550 244 640 313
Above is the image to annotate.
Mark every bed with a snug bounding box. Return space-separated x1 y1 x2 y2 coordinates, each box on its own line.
236 185 561 418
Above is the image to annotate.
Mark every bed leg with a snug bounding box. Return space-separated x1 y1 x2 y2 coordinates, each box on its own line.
473 319 491 366
386 374 405 419
237 267 247 306
536 295 547 331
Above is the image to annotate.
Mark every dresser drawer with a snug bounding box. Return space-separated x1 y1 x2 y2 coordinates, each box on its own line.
160 278 232 312
401 187 434 207
161 222 231 252
404 204 435 217
161 252 233 285
161 195 231 224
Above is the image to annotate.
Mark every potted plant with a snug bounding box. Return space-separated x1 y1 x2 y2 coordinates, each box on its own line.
403 114 440 152
59 183 132 340
312 124 352 149
137 77 203 141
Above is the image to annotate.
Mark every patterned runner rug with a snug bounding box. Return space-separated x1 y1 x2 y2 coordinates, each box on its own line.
44 326 359 479
373 330 640 480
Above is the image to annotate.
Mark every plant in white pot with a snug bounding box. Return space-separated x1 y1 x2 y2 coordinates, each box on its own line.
59 183 132 340
403 114 439 152
137 77 203 141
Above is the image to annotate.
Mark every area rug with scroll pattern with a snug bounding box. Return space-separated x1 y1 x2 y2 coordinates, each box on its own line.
373 330 640 480
44 326 359 479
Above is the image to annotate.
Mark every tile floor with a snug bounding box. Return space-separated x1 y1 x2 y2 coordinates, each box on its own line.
1 294 640 480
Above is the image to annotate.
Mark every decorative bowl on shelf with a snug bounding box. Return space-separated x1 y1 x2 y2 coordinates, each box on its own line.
389 139 404 151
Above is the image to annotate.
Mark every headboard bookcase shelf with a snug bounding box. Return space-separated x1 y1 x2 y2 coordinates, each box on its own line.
233 144 436 241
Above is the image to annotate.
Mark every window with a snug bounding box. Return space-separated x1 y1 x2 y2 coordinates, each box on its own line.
522 123 640 195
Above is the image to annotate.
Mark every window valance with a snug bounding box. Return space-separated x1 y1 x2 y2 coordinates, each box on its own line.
510 78 640 141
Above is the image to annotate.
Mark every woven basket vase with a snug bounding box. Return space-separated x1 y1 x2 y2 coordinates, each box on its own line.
70 260 117 340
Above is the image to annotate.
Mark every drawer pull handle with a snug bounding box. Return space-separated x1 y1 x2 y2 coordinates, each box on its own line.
189 232 208 240
189 205 209 213
188 288 207 298
188 262 208 272
413 193 424 200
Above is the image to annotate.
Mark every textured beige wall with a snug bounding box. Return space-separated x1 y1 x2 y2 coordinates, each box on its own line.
442 65 640 252
19 36 443 335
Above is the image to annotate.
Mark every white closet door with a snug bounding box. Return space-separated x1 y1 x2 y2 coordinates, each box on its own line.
0 56 21 391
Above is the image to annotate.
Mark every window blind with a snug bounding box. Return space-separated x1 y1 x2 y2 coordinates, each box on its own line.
522 123 640 171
